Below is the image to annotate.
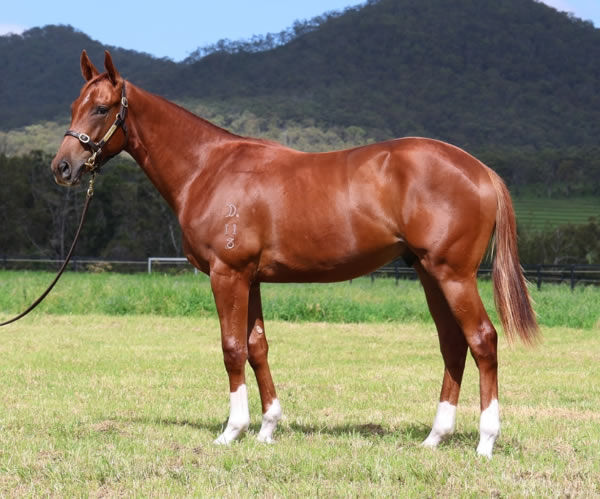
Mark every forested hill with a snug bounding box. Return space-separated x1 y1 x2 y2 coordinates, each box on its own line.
1 0 600 149
0 25 178 130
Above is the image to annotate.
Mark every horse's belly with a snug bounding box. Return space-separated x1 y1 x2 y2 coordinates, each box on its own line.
258 241 406 283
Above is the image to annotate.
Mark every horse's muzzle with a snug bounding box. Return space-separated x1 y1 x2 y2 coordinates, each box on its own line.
53 159 83 186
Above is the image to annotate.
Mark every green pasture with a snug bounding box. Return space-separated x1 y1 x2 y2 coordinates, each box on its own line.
0 315 598 496
0 272 599 495
1 270 599 330
513 195 599 231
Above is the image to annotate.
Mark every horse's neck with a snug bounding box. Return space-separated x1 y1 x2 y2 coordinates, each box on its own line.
124 83 237 212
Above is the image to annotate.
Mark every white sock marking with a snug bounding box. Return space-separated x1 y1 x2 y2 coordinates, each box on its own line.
422 401 457 448
476 399 500 458
257 398 282 443
214 384 250 445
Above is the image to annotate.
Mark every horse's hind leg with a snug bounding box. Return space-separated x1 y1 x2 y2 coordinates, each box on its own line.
434 271 500 458
416 263 468 448
247 283 282 443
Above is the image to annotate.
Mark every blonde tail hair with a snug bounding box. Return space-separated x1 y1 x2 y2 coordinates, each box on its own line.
487 168 540 345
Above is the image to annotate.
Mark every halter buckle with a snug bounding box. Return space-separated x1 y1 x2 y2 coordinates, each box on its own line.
79 133 91 144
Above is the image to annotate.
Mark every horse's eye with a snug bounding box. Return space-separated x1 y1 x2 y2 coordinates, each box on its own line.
95 106 109 115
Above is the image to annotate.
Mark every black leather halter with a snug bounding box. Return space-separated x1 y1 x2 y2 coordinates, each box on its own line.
64 82 128 172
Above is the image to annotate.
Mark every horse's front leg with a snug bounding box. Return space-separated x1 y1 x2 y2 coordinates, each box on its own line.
211 268 251 444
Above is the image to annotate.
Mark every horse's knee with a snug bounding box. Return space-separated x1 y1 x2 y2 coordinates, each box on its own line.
222 336 248 373
248 327 268 370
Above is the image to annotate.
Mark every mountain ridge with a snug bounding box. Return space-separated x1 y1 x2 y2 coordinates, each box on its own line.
1 0 599 149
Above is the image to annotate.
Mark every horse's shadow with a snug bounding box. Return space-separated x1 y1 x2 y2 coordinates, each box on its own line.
119 415 482 448
124 416 224 434
283 422 481 449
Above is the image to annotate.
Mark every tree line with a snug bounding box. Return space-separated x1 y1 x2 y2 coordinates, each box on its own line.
1 151 598 265
6 104 598 195
0 152 181 262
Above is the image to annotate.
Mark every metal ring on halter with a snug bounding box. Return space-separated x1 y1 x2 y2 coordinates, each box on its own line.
84 151 99 171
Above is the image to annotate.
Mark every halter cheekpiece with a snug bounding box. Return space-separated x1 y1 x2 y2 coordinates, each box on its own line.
64 82 128 172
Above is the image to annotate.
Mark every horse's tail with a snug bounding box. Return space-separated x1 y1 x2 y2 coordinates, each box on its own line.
486 168 540 345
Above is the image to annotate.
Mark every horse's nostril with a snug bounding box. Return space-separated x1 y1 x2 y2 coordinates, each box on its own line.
59 160 71 179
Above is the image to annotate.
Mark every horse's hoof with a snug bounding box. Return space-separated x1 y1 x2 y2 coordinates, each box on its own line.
476 443 493 459
256 433 274 444
213 434 231 445
421 437 439 448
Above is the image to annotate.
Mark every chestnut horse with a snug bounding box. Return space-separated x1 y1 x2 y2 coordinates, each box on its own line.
51 51 539 458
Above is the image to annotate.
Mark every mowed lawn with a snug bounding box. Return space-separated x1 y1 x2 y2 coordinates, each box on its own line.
0 314 598 496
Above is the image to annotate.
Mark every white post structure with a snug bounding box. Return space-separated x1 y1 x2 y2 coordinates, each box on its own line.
147 257 197 274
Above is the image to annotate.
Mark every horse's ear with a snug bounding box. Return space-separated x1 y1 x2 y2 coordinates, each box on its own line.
80 50 99 81
104 50 121 85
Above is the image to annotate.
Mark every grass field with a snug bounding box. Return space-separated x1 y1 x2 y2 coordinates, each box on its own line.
0 272 599 494
0 314 598 496
1 271 599 330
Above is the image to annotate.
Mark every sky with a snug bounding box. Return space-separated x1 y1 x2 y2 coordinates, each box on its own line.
1 0 599 62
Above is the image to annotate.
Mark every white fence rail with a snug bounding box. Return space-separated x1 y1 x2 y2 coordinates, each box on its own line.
147 257 197 274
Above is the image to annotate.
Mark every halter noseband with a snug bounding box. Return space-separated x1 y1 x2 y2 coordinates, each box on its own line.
64 82 129 172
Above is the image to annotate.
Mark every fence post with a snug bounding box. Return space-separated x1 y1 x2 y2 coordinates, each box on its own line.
537 265 542 290
570 265 575 291
395 263 399 286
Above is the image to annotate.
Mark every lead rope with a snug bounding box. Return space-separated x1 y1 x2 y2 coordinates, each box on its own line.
0 173 96 327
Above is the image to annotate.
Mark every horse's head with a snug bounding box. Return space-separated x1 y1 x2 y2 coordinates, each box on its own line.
51 50 128 186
